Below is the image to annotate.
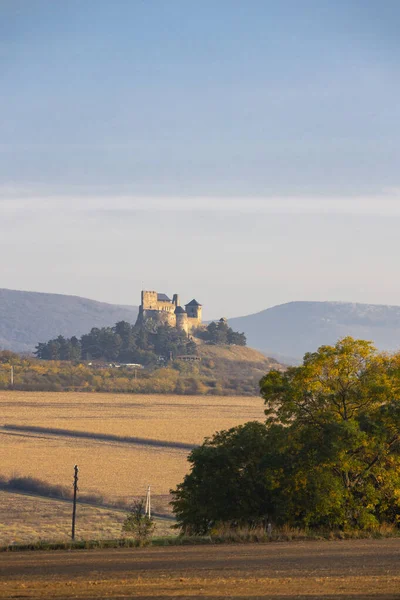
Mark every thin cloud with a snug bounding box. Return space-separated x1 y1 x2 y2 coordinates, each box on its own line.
2 191 400 218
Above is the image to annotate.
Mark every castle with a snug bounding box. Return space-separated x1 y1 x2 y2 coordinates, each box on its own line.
136 290 202 334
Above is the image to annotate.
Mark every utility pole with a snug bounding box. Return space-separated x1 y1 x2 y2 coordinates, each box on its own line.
71 465 79 540
145 485 151 518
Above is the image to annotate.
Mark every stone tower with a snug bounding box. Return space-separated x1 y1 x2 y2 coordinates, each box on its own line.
185 299 202 330
175 306 188 334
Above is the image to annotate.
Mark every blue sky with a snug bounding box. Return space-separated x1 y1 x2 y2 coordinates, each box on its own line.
1 1 400 316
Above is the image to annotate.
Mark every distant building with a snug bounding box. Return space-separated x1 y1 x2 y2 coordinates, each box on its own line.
136 290 203 334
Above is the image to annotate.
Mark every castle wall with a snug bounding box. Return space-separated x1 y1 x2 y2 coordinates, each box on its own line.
142 309 176 327
142 291 175 314
156 301 175 313
187 316 201 332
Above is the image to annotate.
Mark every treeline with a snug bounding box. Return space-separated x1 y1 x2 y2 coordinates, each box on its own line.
0 350 262 396
34 319 246 364
195 320 246 346
0 352 207 394
35 321 196 364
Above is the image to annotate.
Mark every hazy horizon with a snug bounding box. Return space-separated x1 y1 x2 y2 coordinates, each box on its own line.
2 1 399 318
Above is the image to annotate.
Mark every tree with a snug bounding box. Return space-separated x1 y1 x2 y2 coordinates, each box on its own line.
80 328 103 360
113 321 136 361
260 337 394 427
68 336 82 361
194 321 247 346
172 338 400 532
227 328 246 346
260 338 400 528
171 422 278 534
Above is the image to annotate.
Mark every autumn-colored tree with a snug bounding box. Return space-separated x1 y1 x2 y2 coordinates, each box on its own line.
259 338 400 528
172 338 400 532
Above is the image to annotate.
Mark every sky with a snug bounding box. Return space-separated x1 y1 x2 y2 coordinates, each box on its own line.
1 0 400 318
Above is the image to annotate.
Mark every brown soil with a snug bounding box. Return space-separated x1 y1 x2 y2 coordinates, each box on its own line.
1 539 400 599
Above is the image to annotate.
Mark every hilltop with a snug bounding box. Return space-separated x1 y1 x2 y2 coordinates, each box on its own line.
3 290 400 364
0 289 138 353
229 301 400 362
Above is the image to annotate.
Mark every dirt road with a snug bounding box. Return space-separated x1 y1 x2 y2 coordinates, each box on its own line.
0 539 399 599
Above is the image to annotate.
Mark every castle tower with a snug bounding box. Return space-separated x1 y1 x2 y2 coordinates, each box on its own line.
185 299 202 330
175 306 188 334
141 290 158 310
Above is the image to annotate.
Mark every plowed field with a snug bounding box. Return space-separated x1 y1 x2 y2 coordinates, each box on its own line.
1 539 399 599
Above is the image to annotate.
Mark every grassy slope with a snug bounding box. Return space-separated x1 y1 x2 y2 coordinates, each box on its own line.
196 344 284 395
0 491 174 546
198 343 283 365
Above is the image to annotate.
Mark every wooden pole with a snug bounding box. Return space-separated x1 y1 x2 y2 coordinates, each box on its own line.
71 465 79 540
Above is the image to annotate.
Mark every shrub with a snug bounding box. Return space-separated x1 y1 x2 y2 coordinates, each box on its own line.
122 500 155 545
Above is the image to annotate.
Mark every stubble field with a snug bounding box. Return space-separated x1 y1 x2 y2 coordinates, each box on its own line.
0 390 264 504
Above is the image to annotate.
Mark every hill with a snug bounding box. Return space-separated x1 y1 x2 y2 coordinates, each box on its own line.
4 289 400 365
196 344 284 395
0 289 138 353
229 301 400 362
198 344 277 363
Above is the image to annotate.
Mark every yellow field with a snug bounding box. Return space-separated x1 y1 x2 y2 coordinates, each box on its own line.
0 491 174 546
0 391 264 503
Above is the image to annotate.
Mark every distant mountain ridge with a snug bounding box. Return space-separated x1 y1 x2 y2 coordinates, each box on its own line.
0 288 138 353
229 301 400 362
2 289 400 362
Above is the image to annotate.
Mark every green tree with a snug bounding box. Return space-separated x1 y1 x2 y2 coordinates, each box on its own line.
261 337 394 427
195 321 246 346
80 328 103 360
259 338 400 527
172 338 400 533
171 422 278 534
227 328 246 346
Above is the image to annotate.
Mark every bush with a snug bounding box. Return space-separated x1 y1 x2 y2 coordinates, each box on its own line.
122 500 155 545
